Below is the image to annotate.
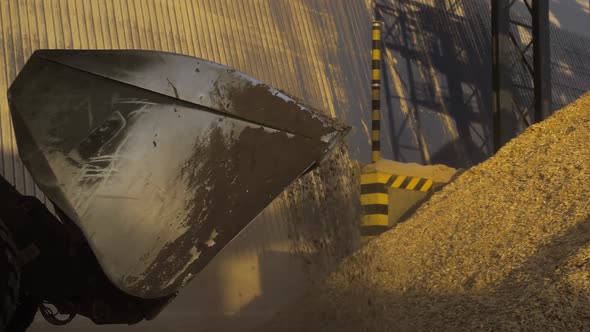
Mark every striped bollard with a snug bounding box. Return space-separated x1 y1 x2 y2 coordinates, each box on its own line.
371 21 382 163
360 172 436 242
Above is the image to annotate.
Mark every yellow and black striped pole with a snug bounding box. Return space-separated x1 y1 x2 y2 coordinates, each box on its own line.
371 21 383 163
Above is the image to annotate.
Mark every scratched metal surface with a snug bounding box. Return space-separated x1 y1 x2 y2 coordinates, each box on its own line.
9 49 349 298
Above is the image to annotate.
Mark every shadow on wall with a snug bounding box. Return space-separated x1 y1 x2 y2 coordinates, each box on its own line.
375 0 494 169
374 0 590 169
512 0 590 36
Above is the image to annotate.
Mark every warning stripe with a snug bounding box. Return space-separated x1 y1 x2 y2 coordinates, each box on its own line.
420 179 434 192
360 225 389 236
363 204 388 215
392 175 407 188
361 193 388 205
371 21 382 163
360 171 438 240
361 172 436 192
406 177 421 190
361 183 388 194
361 214 388 227
361 172 390 184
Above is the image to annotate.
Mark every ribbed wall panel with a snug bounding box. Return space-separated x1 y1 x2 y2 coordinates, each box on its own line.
0 0 373 198
3 2 366 330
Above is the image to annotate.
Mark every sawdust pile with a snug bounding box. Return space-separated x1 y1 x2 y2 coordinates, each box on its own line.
264 92 590 331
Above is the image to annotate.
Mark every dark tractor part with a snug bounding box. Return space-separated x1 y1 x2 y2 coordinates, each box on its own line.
0 172 174 327
0 218 20 331
5 294 39 332
0 51 192 328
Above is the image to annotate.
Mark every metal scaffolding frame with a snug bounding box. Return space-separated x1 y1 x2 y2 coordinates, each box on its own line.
372 0 552 163
492 0 551 151
375 0 493 167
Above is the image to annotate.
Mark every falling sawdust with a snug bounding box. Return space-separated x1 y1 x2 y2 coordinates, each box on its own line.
264 91 590 331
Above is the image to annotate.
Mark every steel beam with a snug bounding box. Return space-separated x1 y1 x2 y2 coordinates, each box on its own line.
492 0 551 151
371 21 383 162
492 0 515 152
532 0 552 122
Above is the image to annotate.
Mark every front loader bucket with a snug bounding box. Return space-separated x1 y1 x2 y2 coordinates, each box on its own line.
7 50 348 298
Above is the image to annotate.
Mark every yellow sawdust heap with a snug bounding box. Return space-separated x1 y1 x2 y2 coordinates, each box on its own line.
266 91 590 331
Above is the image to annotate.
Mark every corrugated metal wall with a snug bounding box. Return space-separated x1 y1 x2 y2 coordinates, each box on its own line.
0 0 373 197
1 1 368 331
